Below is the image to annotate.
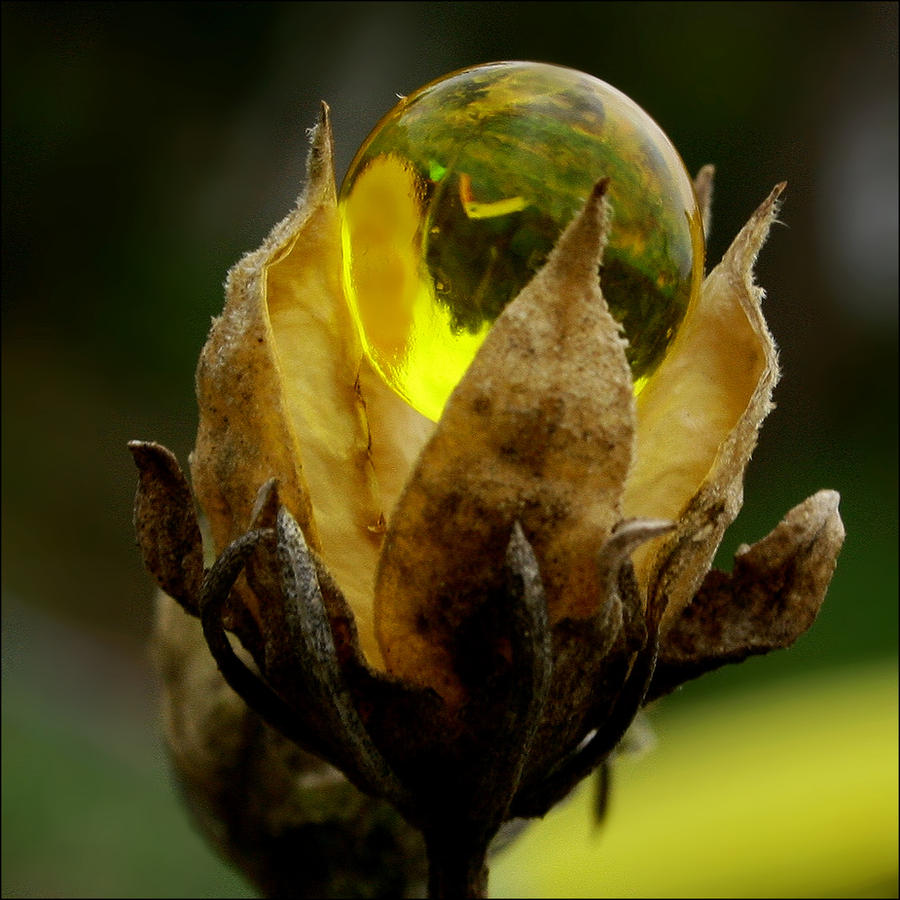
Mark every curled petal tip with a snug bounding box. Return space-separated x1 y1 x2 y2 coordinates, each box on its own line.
761 181 787 218
128 438 164 463
305 102 336 202
250 477 281 529
814 487 840 510
130 440 204 613
276 504 311 553
693 166 715 240
542 172 614 283
592 176 611 200
598 519 675 600
613 518 676 539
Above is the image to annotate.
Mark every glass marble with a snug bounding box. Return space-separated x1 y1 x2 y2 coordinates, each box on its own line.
339 61 705 422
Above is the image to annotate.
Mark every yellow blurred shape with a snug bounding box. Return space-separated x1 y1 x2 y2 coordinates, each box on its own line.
491 662 899 898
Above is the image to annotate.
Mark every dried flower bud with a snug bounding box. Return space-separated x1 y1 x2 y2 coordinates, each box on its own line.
131 63 844 898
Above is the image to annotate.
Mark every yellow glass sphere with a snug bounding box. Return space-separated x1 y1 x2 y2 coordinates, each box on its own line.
339 61 705 422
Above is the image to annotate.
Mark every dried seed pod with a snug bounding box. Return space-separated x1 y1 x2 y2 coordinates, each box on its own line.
130 64 844 900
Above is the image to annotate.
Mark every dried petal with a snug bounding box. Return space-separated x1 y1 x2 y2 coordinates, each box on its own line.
624 183 784 624
693 165 715 241
129 440 204 613
374 181 635 706
648 490 844 699
191 105 416 663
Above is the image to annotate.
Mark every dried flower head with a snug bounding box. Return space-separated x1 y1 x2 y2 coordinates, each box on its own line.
131 63 844 898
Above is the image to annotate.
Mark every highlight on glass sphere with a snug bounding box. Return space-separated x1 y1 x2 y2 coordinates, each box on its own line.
339 61 705 422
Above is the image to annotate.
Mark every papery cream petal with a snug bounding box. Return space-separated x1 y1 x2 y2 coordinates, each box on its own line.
623 184 783 624
192 106 391 663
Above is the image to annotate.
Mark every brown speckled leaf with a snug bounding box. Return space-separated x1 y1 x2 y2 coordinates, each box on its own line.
624 183 784 625
129 440 204 613
648 490 845 700
374 182 635 707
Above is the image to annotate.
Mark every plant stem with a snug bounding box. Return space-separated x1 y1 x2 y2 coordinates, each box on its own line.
424 828 490 899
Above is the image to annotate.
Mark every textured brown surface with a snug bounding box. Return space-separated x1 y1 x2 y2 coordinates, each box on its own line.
373 181 635 707
649 490 845 699
154 592 428 899
130 440 204 614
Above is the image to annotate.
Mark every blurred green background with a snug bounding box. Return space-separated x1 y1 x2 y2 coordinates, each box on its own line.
2 2 896 897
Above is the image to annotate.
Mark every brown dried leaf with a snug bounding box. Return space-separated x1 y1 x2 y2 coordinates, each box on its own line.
374 182 635 707
647 490 844 700
624 183 785 625
129 440 204 613
153 592 428 897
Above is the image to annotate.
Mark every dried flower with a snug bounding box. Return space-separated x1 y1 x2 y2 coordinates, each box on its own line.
131 65 843 898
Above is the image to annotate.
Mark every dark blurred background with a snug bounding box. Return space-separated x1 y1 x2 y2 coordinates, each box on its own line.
2 3 896 897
